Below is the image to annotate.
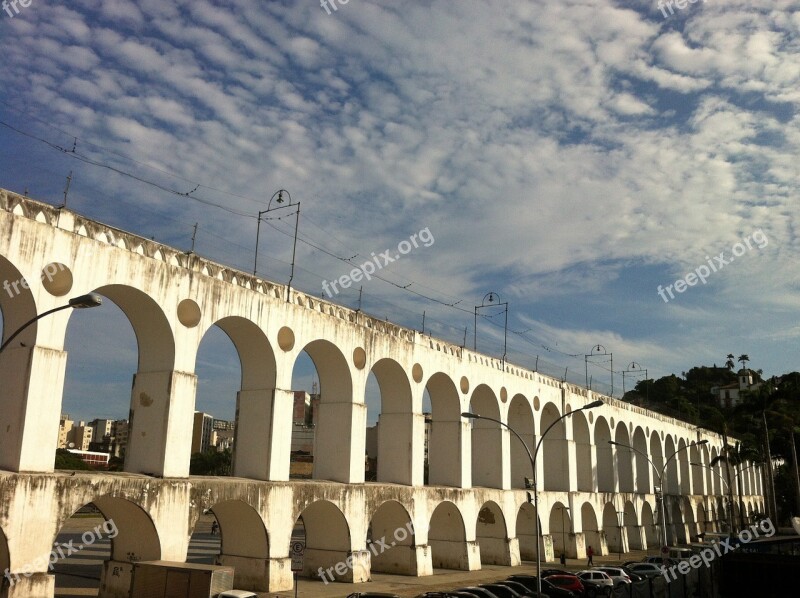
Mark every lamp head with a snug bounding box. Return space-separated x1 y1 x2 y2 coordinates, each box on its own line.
696 439 709 446
68 293 102 309
584 400 604 409
461 412 480 419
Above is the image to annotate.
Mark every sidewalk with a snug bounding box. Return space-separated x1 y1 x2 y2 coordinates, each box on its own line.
268 549 655 598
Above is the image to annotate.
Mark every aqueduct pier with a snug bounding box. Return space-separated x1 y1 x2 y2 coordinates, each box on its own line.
0 190 763 596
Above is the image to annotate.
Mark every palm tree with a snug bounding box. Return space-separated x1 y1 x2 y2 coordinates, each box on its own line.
725 354 735 370
711 440 762 532
738 354 750 371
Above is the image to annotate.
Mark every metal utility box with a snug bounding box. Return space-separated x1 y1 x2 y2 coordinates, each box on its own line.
130 561 235 598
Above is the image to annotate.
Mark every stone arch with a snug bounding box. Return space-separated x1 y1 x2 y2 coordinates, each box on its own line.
371 358 414 485
689 443 703 495
476 501 509 565
595 416 614 492
624 501 641 550
429 501 468 570
516 502 541 560
208 499 269 591
196 316 277 479
670 500 686 544
368 500 415 574
700 444 711 495
602 503 624 555
665 436 678 494
678 439 691 494
641 501 657 548
697 503 707 537
507 394 535 490
710 446 722 496
549 502 573 559
632 426 649 493
614 423 634 493
580 502 602 557
295 339 354 483
71 284 177 476
650 431 664 491
425 372 464 487
296 500 353 581
572 411 592 492
468 384 502 488
0 255 38 348
541 402 569 491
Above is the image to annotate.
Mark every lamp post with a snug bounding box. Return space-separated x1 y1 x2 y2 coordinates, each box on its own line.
463 398 603 598
557 505 570 565
616 510 625 560
608 438 707 556
253 189 300 301
0 293 102 354
473 292 508 363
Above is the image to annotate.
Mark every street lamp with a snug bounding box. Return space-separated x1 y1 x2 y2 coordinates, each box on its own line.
616 510 625 560
608 438 707 557
0 293 102 354
556 505 570 565
463 398 603 597
253 189 300 301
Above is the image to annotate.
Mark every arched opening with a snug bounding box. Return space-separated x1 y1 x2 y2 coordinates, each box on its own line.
665 436 679 494
602 503 623 555
541 403 569 491
469 384 502 488
641 501 657 548
199 500 270 591
595 417 613 493
572 411 592 492
194 317 276 480
516 503 541 561
710 447 722 496
678 439 691 494
426 373 463 487
52 497 160 598
670 500 686 544
296 500 354 583
429 502 469 570
632 427 649 493
476 501 509 565
614 424 634 493
580 503 601 557
689 443 703 495
368 501 415 574
624 501 641 550
549 502 573 559
371 358 415 485
508 395 535 490
293 340 354 483
60 297 137 474
697 503 707 538
650 431 664 492
0 525 9 583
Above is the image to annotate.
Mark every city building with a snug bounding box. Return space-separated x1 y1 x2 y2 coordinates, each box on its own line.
58 414 73 449
89 418 113 444
711 369 762 408
191 412 215 454
67 449 110 469
67 423 93 451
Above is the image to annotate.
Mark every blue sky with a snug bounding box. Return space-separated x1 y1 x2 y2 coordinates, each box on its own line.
1 0 798 424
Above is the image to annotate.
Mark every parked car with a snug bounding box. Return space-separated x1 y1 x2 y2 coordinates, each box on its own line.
576 570 614 597
479 583 529 598
643 555 679 567
541 568 573 578
218 592 257 598
455 588 502 598
346 594 402 598
416 594 480 598
619 566 644 582
505 574 581 598
544 573 585 596
626 562 665 579
593 566 631 587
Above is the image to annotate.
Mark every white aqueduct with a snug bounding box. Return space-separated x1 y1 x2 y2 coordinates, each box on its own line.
0 189 763 597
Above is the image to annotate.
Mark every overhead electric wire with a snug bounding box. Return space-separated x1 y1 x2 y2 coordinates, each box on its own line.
0 114 614 373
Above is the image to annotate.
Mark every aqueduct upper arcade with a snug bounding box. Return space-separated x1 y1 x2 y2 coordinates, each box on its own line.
0 190 764 597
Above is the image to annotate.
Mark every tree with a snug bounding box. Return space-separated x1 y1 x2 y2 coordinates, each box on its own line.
738 354 750 370
54 449 91 470
725 354 735 371
190 448 232 476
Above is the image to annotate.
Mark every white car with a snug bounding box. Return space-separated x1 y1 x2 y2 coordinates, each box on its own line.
218 591 258 598
594 566 631 587
576 570 614 596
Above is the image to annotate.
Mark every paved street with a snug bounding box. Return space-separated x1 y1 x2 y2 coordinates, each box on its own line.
51 514 657 598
